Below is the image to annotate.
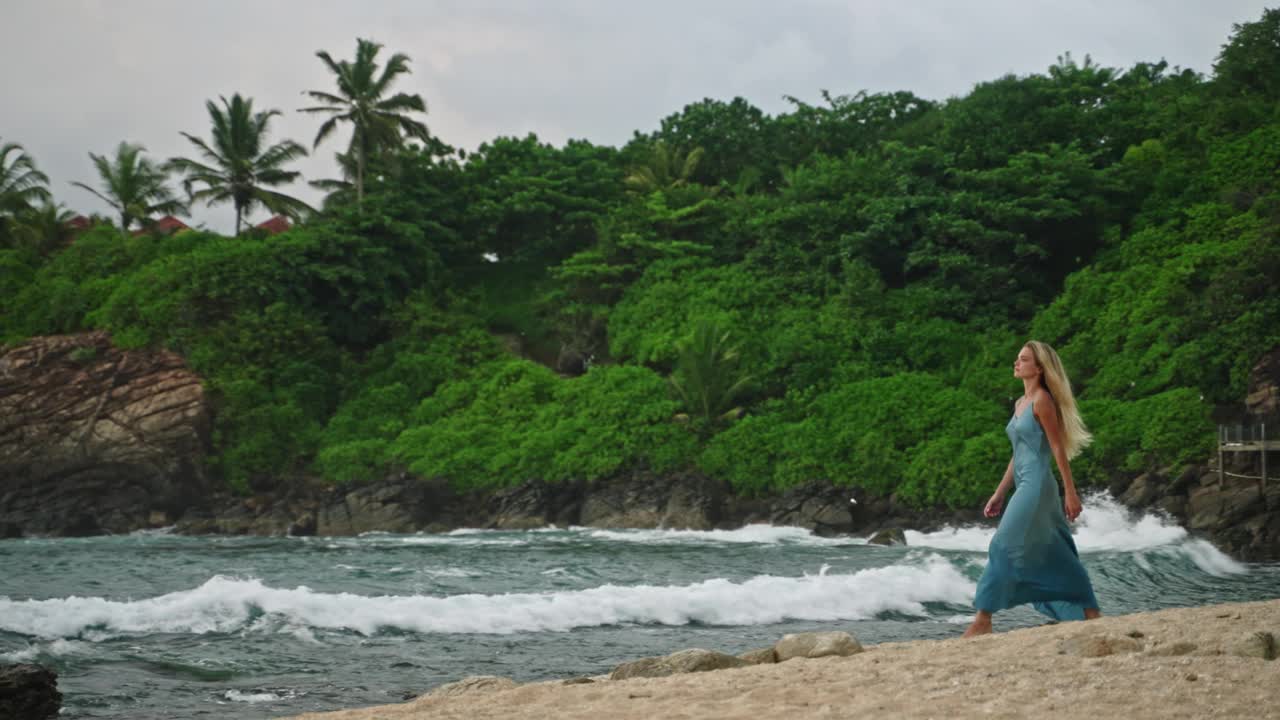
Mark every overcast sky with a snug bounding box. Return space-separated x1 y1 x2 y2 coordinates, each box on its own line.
2 0 1272 233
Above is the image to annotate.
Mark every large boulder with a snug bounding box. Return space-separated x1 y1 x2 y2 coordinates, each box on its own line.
0 332 210 536
609 649 748 680
774 631 863 661
0 664 61 720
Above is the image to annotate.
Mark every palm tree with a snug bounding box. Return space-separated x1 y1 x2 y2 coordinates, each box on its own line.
0 139 52 216
8 202 78 255
668 319 753 434
624 141 706 194
308 150 358 209
301 38 430 203
169 94 312 236
72 142 186 234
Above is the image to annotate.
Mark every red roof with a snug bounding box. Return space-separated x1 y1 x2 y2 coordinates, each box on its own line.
67 215 92 231
254 215 291 235
132 215 190 237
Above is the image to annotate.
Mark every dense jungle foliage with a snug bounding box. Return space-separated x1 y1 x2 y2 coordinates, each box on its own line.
3 13 1279 507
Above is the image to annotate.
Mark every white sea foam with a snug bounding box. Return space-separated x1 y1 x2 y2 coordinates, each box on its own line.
129 525 177 537
222 689 298 703
901 492 1245 576
0 638 93 663
0 556 974 639
580 524 852 545
419 567 482 578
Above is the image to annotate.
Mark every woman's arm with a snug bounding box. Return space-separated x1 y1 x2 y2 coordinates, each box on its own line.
984 458 1014 517
994 457 1014 496
1033 393 1082 521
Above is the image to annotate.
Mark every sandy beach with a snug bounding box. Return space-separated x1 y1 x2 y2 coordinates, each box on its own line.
288 598 1280 720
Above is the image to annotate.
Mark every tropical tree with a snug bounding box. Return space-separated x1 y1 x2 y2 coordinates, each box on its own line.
1 140 52 216
301 38 430 203
169 93 312 235
624 141 706 194
5 202 78 256
72 142 185 234
669 319 753 435
308 150 358 209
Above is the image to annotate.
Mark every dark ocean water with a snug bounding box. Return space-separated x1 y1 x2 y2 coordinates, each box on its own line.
2 493 1277 719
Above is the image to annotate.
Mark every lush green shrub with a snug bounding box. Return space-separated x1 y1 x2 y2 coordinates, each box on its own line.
700 373 1006 502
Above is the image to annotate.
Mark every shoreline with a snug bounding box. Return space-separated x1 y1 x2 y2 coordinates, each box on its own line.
286 598 1280 720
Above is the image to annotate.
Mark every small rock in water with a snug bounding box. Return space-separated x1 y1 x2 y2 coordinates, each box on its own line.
775 631 863 661
866 528 906 546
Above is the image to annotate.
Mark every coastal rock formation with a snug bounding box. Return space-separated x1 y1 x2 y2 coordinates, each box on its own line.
578 470 727 530
1109 348 1280 561
773 631 863 661
1112 462 1280 561
1245 346 1280 416
0 664 61 720
0 332 210 536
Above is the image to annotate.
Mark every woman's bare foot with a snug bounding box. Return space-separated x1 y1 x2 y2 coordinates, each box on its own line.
962 611 993 637
1084 608 1102 620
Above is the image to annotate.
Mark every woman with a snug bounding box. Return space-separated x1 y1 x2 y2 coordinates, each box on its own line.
963 340 1101 637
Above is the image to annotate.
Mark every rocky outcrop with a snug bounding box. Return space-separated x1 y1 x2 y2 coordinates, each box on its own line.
1112 462 1280 561
0 332 210 536
1245 346 1280 417
0 664 61 720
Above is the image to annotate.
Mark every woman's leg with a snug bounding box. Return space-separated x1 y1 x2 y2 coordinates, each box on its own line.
1084 607 1101 620
963 610 993 637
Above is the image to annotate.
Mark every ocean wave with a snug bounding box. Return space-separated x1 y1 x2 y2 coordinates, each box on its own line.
0 555 974 639
902 492 1244 576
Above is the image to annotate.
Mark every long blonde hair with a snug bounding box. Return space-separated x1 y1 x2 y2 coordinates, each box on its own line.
1026 340 1092 459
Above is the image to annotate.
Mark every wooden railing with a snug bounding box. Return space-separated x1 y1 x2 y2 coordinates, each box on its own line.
1217 423 1277 493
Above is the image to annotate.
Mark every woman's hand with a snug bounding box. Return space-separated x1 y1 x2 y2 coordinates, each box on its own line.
983 493 1005 518
1064 490 1083 522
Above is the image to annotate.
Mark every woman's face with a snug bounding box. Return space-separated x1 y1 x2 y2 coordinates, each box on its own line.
1014 346 1040 381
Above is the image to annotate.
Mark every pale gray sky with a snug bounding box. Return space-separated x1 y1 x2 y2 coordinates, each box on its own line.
2 0 1272 232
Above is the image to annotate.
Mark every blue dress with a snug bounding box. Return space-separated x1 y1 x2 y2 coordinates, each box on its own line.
973 399 1099 620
